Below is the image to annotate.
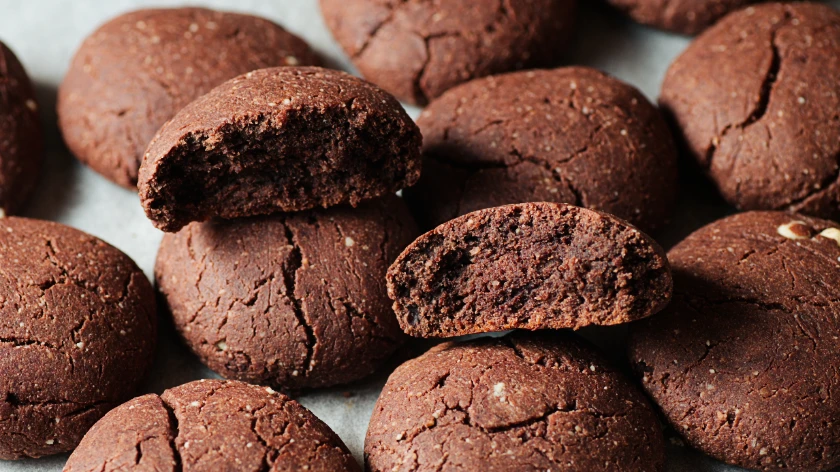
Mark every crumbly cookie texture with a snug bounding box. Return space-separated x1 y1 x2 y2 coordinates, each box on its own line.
405 67 678 233
607 0 761 35
0 217 156 459
65 379 361 472
387 202 672 337
156 196 417 390
319 0 577 105
660 3 840 219
365 332 665 472
0 41 42 214
58 7 320 188
139 66 422 232
629 211 840 471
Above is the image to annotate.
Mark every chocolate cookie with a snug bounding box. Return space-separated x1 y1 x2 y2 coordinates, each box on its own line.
404 67 679 232
58 8 320 188
156 196 417 390
65 379 360 472
386 202 672 338
0 41 42 214
0 217 156 459
319 0 577 105
660 3 840 219
607 0 762 35
138 66 422 233
629 211 840 470
365 331 665 472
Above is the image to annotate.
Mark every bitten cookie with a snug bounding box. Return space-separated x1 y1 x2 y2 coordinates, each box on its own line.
386 203 672 338
404 67 678 232
629 212 840 470
660 3 840 219
365 331 665 472
607 0 762 35
0 217 156 459
58 7 320 188
64 379 360 472
0 41 42 214
139 66 422 232
156 196 417 390
319 0 577 105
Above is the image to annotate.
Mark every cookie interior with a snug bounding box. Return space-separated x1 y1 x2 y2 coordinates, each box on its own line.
387 203 672 337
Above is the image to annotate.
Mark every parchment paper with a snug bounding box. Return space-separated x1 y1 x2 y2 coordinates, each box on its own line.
1 1 838 471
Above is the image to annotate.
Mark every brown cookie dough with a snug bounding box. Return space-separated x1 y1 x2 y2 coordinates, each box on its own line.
0 217 156 459
404 67 679 233
156 196 417 390
607 0 762 35
57 7 320 188
386 202 672 338
365 331 665 472
139 66 422 233
629 211 840 470
660 3 840 219
64 379 361 472
0 41 42 214
319 0 577 105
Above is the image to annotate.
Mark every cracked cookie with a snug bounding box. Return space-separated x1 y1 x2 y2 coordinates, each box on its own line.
660 2 840 219
319 0 577 105
0 217 156 459
64 379 361 472
386 202 672 337
0 41 42 215
628 211 840 470
138 66 422 233
606 0 762 35
404 67 679 233
155 196 417 390
365 331 665 472
58 7 320 189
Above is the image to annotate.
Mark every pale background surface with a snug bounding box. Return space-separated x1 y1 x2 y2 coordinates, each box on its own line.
1 1 839 471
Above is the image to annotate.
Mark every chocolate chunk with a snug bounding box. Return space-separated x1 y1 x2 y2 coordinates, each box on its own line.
386 202 672 337
58 7 320 188
138 67 422 232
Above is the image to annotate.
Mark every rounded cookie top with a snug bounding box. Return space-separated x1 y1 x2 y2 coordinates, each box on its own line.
607 0 761 35
629 211 840 470
156 196 417 390
387 202 672 338
405 67 678 232
58 7 320 188
319 0 577 105
0 217 156 459
65 379 361 472
139 66 422 232
0 41 42 214
365 331 665 472
660 2 840 218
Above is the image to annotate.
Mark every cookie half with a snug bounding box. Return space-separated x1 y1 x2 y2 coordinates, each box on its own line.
0 217 156 459
629 211 840 470
156 196 417 390
58 7 320 188
386 202 672 337
139 67 422 232
405 67 678 233
0 41 42 214
319 0 577 105
660 3 840 218
365 332 665 472
65 379 360 472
